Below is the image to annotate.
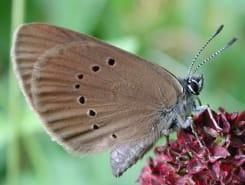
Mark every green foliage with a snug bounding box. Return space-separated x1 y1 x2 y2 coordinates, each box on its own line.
0 0 244 185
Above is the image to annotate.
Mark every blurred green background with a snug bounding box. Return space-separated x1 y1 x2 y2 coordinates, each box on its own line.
0 0 244 185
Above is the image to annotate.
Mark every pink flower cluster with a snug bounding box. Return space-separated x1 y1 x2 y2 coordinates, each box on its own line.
138 108 245 185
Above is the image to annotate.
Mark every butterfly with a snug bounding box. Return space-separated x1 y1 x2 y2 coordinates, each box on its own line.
11 23 237 177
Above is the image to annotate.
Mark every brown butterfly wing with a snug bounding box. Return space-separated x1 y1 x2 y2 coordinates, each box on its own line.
12 23 113 107
12 23 183 153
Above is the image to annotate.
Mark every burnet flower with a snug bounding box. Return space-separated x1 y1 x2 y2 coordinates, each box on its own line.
138 108 245 185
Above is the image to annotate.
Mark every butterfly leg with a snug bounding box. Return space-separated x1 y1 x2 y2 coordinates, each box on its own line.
177 115 204 147
165 135 170 146
188 104 222 147
195 105 222 131
189 117 204 147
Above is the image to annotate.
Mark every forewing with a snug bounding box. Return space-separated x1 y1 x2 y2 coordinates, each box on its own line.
31 40 183 153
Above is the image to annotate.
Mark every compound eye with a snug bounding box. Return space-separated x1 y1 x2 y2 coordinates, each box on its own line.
188 80 200 95
191 82 199 94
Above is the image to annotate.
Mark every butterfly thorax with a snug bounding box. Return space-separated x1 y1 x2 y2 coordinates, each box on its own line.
159 76 203 136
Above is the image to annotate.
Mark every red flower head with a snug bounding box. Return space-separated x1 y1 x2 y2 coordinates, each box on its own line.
138 108 245 185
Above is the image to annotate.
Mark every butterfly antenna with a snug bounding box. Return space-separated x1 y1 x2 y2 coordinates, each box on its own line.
191 37 238 75
188 25 224 78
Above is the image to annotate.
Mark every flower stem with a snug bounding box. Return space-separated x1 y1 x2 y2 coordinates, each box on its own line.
7 0 25 185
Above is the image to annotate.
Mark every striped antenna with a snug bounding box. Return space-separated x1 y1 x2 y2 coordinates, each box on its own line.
188 25 224 78
191 37 238 75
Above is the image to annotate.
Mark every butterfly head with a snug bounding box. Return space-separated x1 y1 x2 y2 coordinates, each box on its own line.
187 75 204 95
